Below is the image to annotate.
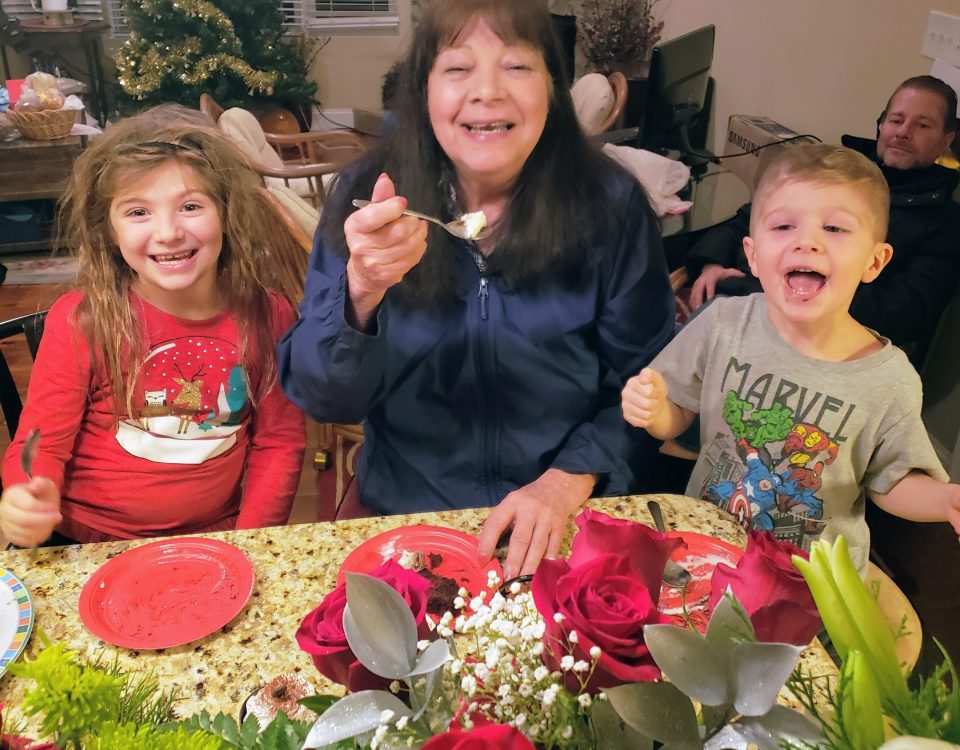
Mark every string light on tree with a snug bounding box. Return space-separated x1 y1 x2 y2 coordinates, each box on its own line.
115 0 316 110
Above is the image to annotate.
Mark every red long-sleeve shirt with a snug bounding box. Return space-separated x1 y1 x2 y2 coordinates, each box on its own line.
2 291 305 543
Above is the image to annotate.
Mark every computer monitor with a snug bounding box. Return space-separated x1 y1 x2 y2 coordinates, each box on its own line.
638 24 717 167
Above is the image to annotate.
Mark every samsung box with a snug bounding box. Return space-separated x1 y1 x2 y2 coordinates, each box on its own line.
723 115 817 193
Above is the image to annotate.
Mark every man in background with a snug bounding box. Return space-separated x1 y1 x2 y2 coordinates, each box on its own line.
685 75 960 366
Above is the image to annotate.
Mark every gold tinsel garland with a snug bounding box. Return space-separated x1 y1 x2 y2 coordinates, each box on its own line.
115 0 279 98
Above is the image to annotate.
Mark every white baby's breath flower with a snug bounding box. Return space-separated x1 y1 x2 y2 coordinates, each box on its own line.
589 646 602 659
573 660 590 672
553 612 565 624
454 596 466 610
458 586 469 597
395 715 409 730
510 580 522 594
461 674 478 696
534 665 549 681
379 709 395 724
562 725 574 740
578 693 593 708
532 641 545 656
417 639 431 651
389 680 401 693
371 725 388 749
514 713 527 727
560 655 575 671
568 629 579 644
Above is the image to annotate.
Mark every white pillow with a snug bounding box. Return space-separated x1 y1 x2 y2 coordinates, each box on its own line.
571 73 615 134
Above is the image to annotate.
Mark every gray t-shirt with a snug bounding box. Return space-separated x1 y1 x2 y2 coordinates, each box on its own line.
651 294 947 573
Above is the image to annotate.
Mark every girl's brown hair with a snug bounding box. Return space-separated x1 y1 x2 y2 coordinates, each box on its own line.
58 112 308 421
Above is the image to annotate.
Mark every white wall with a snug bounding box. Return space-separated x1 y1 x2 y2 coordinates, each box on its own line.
308 0 412 110
657 0 960 153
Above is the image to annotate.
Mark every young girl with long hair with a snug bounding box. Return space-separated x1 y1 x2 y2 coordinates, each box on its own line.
0 114 307 547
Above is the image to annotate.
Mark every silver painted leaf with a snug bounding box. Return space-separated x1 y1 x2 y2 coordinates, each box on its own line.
705 590 756 661
703 724 751 750
343 572 418 678
302 690 412 748
733 706 823 749
408 638 450 677
731 642 804 716
590 696 656 750
605 681 702 749
407 639 450 720
644 623 731 706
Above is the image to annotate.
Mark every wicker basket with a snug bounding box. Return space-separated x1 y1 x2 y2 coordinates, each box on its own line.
7 108 76 140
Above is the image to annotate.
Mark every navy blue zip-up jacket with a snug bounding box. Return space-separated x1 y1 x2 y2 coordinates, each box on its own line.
278 167 675 514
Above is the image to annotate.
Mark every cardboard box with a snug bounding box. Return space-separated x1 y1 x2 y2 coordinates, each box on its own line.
722 115 817 193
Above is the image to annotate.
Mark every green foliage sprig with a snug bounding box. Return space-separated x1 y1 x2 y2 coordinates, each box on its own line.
6 634 313 750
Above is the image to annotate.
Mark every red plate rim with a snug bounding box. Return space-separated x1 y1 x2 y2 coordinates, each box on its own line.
78 537 255 650
338 524 502 598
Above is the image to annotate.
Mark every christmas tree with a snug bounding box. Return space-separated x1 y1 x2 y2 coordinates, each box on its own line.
114 0 318 110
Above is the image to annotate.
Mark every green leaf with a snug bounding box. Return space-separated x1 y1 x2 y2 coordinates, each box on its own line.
730 642 804 716
590 698 655 750
256 712 312 750
343 573 418 678
605 681 701 749
302 690 412 749
644 623 731 707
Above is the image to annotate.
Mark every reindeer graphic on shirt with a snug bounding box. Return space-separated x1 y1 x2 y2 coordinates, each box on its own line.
171 362 207 434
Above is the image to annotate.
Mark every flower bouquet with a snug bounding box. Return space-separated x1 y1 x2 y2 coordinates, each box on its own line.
296 509 830 749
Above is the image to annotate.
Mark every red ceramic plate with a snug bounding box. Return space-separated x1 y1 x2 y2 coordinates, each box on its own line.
657 531 743 632
78 538 255 650
338 525 502 605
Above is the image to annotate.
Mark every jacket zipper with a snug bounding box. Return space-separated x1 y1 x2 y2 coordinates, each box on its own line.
478 276 489 320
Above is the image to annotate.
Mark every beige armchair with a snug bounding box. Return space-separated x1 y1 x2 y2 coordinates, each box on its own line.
200 93 367 211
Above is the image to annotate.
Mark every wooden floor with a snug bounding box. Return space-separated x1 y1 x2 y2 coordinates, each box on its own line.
2 280 958 663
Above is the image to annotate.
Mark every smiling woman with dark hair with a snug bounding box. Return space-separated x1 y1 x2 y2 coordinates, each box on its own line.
279 0 674 580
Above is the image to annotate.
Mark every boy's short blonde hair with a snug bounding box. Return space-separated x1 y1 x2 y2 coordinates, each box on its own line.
752 143 890 241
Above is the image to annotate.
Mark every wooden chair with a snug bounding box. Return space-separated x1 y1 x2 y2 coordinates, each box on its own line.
600 71 628 134
571 71 628 136
200 93 367 211
0 310 47 443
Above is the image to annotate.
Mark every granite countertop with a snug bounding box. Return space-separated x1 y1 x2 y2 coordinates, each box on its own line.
0 493 834 732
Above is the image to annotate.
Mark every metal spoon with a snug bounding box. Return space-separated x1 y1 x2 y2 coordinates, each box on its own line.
20 428 40 479
647 499 692 588
351 199 491 240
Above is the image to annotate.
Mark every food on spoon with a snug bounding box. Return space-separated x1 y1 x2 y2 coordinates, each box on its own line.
460 210 487 239
244 672 316 730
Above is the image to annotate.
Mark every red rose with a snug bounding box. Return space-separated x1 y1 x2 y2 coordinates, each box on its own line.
533 552 667 693
569 508 684 604
709 530 820 645
421 724 536 750
296 559 431 692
